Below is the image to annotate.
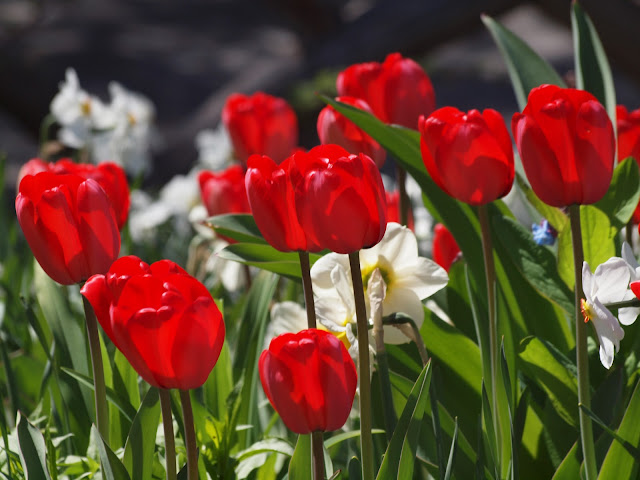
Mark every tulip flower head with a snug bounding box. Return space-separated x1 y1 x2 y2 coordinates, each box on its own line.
420 107 514 206
198 165 250 218
512 85 615 207
317 96 386 168
616 105 640 223
16 172 121 285
259 328 357 434
222 92 298 165
337 52 435 129
81 256 225 390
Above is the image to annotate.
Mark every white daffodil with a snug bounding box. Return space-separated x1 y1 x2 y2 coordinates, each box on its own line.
581 259 629 369
311 222 449 344
195 126 233 172
620 242 640 325
50 68 115 148
264 302 308 350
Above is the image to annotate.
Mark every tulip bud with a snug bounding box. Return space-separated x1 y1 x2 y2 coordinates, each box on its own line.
198 165 250 217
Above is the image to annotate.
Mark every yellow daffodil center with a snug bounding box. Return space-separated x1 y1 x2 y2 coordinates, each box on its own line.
361 259 393 293
127 112 137 126
81 100 92 116
581 298 595 324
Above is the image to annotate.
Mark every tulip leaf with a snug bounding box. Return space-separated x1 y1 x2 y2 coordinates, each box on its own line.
323 429 385 449
491 215 574 314
515 174 568 233
594 156 640 231
551 441 580 480
288 434 312 480
203 340 233 421
123 387 161 480
598 380 640 478
207 213 268 245
557 205 617 289
481 14 565 110
92 424 131 480
218 243 321 279
376 361 432 480
571 1 616 124
16 412 52 480
443 418 459 480
518 337 578 428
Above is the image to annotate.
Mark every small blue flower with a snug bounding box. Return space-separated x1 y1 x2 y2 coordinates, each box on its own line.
532 219 557 246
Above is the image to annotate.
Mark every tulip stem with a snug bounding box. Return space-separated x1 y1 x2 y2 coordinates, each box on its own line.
569 205 598 479
81 295 109 445
179 390 198 480
348 252 375 480
312 431 326 480
396 164 411 227
159 389 177 480
478 204 500 466
299 251 317 328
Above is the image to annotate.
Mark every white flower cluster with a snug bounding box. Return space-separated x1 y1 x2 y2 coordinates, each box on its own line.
50 68 157 176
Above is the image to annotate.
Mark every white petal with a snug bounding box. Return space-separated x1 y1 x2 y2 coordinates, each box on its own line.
619 306 640 326
264 302 308 349
311 252 350 293
592 257 630 304
582 262 594 301
395 257 448 300
590 297 624 369
383 287 425 344
360 223 417 270
315 295 350 331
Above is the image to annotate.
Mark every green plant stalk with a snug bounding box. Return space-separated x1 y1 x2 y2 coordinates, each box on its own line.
396 164 410 227
298 251 324 480
159 389 177 480
179 390 198 480
348 252 375 480
569 204 598 479
81 295 109 445
371 298 397 441
478 205 500 468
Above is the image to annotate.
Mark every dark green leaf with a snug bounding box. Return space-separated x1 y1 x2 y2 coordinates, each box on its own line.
288 434 312 480
123 387 161 480
93 425 132 480
594 157 640 231
443 418 459 480
218 243 321 279
17 413 52 480
481 14 565 110
207 213 268 244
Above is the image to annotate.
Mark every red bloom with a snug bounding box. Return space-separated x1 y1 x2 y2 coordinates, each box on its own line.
420 107 514 205
222 92 298 164
512 85 615 207
16 172 121 285
317 96 386 168
18 158 130 230
259 328 357 434
198 165 250 217
81 256 225 390
385 190 414 230
289 145 387 254
245 154 319 252
616 105 640 222
337 52 435 129
432 223 460 272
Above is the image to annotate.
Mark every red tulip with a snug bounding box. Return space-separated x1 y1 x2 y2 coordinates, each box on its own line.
81 256 225 390
222 92 298 164
385 190 414 230
259 328 357 434
432 223 460 272
337 52 435 129
419 107 514 205
198 165 250 217
616 105 640 223
245 154 319 252
18 158 130 230
289 144 387 254
317 96 386 168
512 84 615 207
16 172 121 285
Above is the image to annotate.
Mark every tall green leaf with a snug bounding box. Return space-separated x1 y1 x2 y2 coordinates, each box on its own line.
17 413 52 480
376 361 432 480
123 387 161 480
288 434 312 480
594 157 640 231
481 14 565 110
93 425 131 480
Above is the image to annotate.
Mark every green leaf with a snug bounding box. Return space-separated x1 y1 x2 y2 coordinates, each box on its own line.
599 380 640 478
123 387 161 480
218 243 320 279
518 337 578 427
481 382 498 474
481 14 565 110
207 213 267 244
594 157 640 231
323 429 385 450
491 215 574 315
235 438 295 461
17 413 52 480
443 418 459 480
92 425 131 480
203 340 234 420
551 441 580 480
376 361 432 480
288 434 312 480
348 456 362 480
515 174 569 233
571 1 616 123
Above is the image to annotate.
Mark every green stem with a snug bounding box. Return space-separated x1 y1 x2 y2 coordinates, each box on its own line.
298 251 317 328
626 221 633 248
179 390 198 480
159 389 176 480
81 295 109 445
348 252 374 480
312 431 325 480
569 205 598 479
396 164 411 227
478 204 500 465
605 298 640 309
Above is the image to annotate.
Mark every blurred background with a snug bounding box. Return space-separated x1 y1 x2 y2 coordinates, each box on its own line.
1 0 640 189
